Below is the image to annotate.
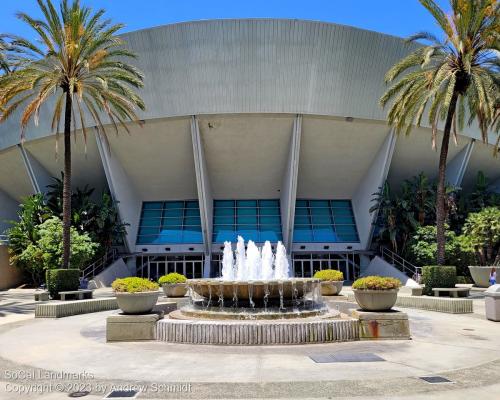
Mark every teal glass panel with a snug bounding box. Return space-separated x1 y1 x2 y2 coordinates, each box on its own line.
162 218 183 227
184 216 201 226
163 208 183 217
214 207 234 216
237 215 257 224
260 216 280 225
137 201 202 244
237 200 257 207
259 199 279 207
214 216 234 225
164 201 183 209
213 199 282 243
142 210 162 219
310 200 329 208
143 202 163 210
260 207 280 216
185 208 200 217
293 199 359 243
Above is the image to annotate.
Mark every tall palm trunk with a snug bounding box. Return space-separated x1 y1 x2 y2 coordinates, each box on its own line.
436 92 458 265
62 90 72 269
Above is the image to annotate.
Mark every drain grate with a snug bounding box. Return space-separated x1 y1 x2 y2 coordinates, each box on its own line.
419 376 453 384
104 390 139 399
310 352 385 363
69 391 90 398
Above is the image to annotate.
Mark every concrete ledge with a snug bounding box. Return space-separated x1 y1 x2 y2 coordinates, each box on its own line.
346 292 473 314
35 298 118 318
351 309 410 340
107 312 163 342
156 318 359 345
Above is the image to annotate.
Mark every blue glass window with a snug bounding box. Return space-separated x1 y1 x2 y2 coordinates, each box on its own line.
293 200 359 243
136 201 203 244
212 199 282 243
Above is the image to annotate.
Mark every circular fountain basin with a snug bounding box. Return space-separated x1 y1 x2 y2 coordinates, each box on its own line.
171 306 335 320
188 278 321 301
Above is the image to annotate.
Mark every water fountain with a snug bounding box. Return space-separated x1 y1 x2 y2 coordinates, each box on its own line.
158 237 358 345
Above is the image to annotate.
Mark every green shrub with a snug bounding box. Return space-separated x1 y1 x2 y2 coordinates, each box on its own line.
352 276 401 290
406 225 474 276
421 266 457 295
460 207 500 266
313 269 344 281
112 277 159 293
158 272 187 285
45 269 80 299
457 275 473 284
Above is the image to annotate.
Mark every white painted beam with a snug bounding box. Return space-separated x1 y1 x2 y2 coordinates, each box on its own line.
280 115 302 253
18 145 53 194
352 131 397 250
191 116 213 277
94 130 141 253
0 189 19 235
446 140 475 188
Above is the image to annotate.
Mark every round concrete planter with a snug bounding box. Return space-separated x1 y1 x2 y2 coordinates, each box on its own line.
468 266 495 288
162 283 188 298
320 281 344 296
353 289 399 311
115 291 159 314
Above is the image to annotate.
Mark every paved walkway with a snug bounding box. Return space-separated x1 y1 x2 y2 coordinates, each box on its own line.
0 289 499 399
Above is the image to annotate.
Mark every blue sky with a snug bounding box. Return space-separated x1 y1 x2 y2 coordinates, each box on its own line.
1 0 451 40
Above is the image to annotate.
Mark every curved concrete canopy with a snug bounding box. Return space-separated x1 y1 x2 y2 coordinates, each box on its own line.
0 19 497 151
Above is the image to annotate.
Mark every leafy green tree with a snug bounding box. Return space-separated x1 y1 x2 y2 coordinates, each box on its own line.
380 0 499 265
406 225 474 276
46 175 127 256
461 207 500 265
0 0 144 269
6 195 52 285
17 217 98 284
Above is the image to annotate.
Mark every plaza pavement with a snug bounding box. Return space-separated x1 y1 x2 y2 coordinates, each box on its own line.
0 288 499 399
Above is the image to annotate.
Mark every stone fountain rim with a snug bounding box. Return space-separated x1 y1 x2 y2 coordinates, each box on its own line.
188 278 321 285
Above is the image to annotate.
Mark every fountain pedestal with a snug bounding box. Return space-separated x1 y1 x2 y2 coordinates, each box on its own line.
351 309 410 340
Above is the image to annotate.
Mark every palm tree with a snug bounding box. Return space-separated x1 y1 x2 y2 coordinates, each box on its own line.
0 0 145 269
380 0 499 265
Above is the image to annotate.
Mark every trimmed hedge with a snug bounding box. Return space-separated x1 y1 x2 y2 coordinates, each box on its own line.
111 277 159 293
313 269 344 281
422 266 457 295
46 269 80 299
352 276 401 290
158 272 187 285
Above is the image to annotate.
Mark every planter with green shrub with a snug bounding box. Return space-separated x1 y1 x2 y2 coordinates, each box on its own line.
313 269 344 296
352 276 401 311
158 273 188 298
46 269 80 299
111 277 159 314
421 266 456 295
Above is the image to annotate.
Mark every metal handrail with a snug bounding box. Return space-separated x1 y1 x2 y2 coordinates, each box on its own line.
380 246 422 282
81 248 119 279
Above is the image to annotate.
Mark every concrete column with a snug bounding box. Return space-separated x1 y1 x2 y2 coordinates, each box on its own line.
191 116 213 277
94 130 141 253
280 115 302 253
446 139 475 188
0 189 19 235
352 130 397 250
18 145 53 194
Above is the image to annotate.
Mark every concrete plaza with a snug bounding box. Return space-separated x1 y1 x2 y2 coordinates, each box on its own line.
0 288 499 399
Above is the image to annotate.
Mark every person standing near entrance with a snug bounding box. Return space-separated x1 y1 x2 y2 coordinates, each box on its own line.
490 268 497 286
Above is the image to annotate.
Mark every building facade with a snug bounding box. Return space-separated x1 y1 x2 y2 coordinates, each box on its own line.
0 19 498 282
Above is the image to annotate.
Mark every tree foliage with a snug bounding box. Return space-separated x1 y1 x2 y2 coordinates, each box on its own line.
461 207 500 265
